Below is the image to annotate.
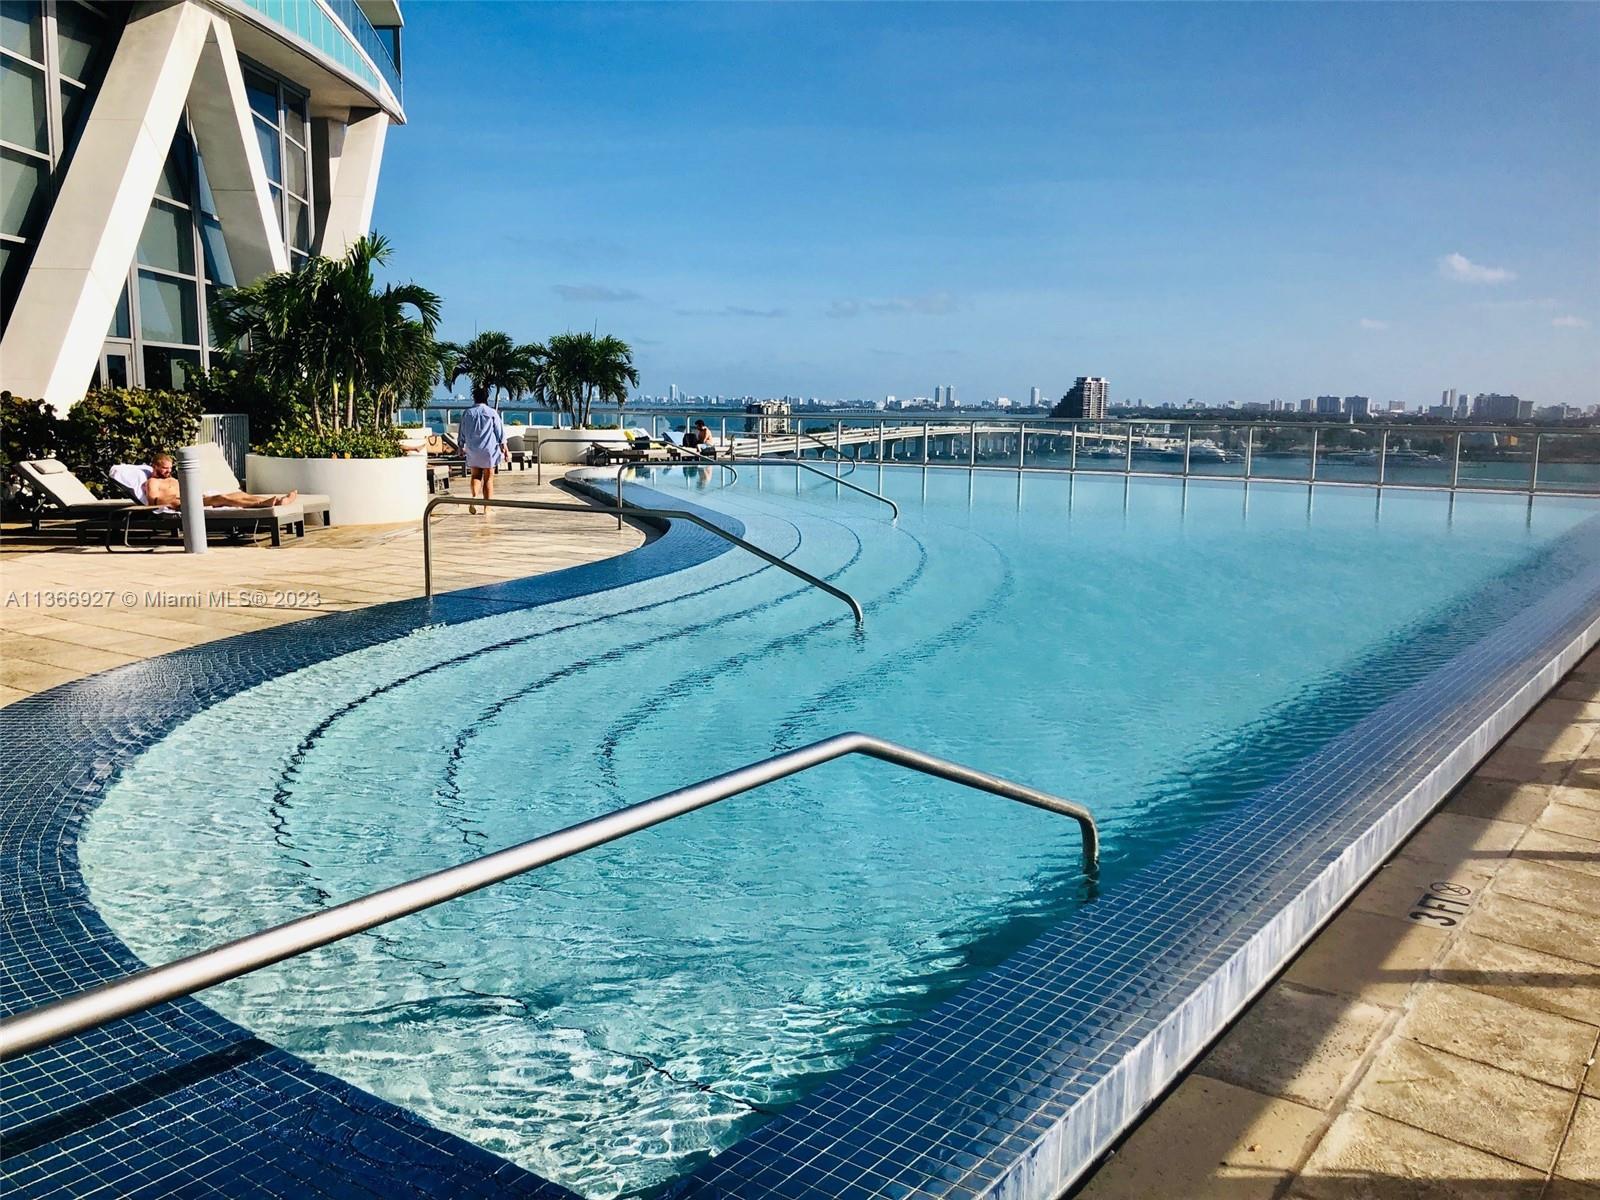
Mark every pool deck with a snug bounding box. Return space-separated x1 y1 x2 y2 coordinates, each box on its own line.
2 478 1597 1198
0 473 644 704
1078 649 1600 1200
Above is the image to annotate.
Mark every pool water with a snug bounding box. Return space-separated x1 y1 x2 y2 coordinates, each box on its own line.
81 468 1600 1198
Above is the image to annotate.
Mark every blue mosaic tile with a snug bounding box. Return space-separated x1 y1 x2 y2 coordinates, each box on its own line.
6 473 1600 1200
1 480 741 1200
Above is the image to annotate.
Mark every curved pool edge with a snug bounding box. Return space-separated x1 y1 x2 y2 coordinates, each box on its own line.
660 551 1600 1199
0 479 743 1200
4 474 1600 1200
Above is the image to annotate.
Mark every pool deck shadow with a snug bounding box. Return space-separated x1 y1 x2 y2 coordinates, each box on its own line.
1073 652 1600 1200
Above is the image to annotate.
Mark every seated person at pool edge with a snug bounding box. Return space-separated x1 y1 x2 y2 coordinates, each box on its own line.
683 420 715 453
144 454 296 508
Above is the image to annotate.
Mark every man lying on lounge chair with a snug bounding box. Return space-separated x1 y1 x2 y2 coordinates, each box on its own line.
142 454 297 508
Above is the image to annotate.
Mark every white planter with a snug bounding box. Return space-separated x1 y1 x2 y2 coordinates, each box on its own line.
532 427 631 465
245 453 426 525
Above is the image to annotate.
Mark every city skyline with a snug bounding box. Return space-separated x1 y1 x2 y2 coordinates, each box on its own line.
377 3 1598 408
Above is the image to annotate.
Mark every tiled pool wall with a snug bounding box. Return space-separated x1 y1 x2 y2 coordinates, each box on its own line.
660 525 1600 1200
3 473 1600 1200
0 489 740 1200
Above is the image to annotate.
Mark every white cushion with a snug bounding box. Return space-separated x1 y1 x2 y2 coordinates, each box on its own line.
190 441 241 492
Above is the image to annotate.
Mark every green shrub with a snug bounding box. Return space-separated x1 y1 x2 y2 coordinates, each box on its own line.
58 388 203 496
254 423 402 459
189 361 298 441
1 391 60 473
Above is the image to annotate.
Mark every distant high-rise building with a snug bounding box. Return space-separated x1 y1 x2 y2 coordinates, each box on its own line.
1054 376 1109 420
1388 401 1407 413
1472 393 1533 421
1315 395 1344 415
669 384 680 403
1299 398 1315 413
1427 404 1456 418
885 395 895 407
1455 394 1470 419
995 396 1012 409
1345 396 1372 419
1029 386 1042 407
1442 388 1457 408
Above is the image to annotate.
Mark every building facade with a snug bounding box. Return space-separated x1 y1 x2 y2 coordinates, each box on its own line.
1057 376 1108 420
1472 393 1534 422
0 0 404 410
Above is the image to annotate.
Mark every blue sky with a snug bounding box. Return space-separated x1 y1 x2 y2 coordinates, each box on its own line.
375 2 1599 407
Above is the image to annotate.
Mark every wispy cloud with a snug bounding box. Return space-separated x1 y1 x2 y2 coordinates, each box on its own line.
553 284 641 302
1553 314 1590 328
675 304 786 318
827 291 958 319
1358 317 1390 331
1438 252 1515 285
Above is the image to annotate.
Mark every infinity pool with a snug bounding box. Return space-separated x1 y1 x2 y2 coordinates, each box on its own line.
81 468 1600 1197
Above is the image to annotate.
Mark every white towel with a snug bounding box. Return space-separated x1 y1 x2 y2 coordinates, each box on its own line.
109 463 153 504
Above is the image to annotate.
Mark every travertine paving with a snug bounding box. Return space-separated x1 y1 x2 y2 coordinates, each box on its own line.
1079 650 1600 1200
0 471 643 702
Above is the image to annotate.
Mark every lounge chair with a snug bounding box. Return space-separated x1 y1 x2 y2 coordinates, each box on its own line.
192 443 331 527
425 432 466 478
505 435 536 471
398 427 452 493
14 459 159 550
106 457 305 547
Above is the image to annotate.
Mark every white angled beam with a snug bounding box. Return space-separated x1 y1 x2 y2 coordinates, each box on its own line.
187 15 288 282
317 108 389 256
0 1 212 409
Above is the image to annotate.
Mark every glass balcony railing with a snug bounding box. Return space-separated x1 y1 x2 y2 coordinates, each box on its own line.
324 0 402 101
239 0 402 103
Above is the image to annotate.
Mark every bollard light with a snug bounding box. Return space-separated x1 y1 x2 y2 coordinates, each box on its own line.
176 446 208 554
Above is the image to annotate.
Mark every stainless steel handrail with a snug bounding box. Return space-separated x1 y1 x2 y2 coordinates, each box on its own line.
754 456 899 520
421 495 864 624
531 433 626 484
804 430 855 466
0 733 1097 1062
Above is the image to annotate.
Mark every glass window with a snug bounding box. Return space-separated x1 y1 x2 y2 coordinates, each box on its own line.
0 146 46 237
0 240 23 321
195 147 218 216
253 114 280 182
142 345 200 391
101 349 128 389
137 202 195 275
284 140 307 198
284 93 307 147
205 282 220 347
54 1 103 83
286 195 309 252
0 0 42 62
200 217 234 286
269 182 284 241
155 137 191 202
243 67 277 121
137 269 198 344
109 281 130 337
0 54 47 151
59 79 87 143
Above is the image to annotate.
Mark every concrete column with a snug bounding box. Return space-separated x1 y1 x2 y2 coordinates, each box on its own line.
0 1 213 409
317 108 389 255
187 16 288 281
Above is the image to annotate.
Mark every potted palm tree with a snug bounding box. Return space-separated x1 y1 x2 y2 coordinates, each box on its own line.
215 235 440 524
529 331 640 464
